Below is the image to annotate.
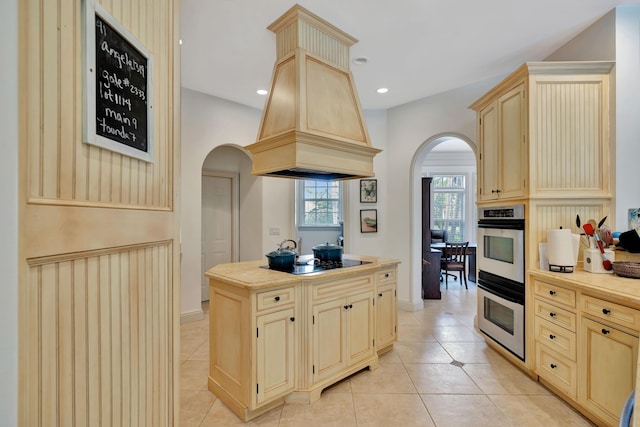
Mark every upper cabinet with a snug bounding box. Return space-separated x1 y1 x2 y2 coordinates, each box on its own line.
470 61 614 203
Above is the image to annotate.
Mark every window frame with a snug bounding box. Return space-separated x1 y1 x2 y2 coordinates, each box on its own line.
296 179 344 230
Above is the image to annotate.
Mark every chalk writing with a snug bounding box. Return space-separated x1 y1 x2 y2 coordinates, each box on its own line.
94 14 148 153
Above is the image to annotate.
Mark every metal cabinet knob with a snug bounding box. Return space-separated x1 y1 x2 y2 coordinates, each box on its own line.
274 296 280 302
549 334 556 340
601 328 610 335
549 290 556 295
549 312 556 318
602 308 611 315
550 363 557 369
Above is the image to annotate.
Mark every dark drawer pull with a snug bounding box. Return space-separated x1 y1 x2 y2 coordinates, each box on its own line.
549 334 556 340
549 290 556 296
378 293 383 297
344 305 349 310
290 317 295 322
385 273 390 278
550 363 557 369
602 308 611 315
549 312 556 318
601 328 610 335
274 296 280 302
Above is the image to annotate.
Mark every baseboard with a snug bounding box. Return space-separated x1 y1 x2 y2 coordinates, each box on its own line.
180 309 204 324
398 299 423 312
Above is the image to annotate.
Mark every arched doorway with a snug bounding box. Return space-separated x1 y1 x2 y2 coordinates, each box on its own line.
200 145 259 301
410 133 478 307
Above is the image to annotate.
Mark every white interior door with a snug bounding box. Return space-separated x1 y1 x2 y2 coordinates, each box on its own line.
202 173 238 301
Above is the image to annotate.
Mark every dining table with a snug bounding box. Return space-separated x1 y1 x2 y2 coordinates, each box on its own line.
429 242 477 283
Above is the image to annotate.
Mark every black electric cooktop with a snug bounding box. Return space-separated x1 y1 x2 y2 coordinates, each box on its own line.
261 258 372 275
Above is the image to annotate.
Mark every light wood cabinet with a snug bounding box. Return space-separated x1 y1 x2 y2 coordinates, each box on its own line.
312 293 374 383
256 307 296 404
532 279 577 398
375 269 397 352
579 317 638 425
477 83 527 201
471 61 613 212
529 271 640 426
207 259 399 421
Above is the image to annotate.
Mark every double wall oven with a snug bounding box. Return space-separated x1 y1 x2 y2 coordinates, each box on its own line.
476 205 525 360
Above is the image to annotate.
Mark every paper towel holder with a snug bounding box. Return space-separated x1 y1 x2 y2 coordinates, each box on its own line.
549 264 574 273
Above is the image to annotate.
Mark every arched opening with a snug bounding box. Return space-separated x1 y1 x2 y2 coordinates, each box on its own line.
409 133 478 309
200 144 262 301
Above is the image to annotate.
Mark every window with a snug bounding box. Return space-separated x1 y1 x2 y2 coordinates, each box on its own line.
297 180 343 227
432 174 465 242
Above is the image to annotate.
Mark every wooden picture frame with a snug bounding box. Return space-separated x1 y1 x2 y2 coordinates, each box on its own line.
360 209 377 233
83 1 154 162
360 179 377 203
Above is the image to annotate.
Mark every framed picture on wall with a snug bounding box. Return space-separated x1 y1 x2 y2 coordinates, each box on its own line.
360 179 377 203
360 209 377 233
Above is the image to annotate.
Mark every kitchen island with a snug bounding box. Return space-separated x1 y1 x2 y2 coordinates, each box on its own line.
205 255 400 421
526 262 640 426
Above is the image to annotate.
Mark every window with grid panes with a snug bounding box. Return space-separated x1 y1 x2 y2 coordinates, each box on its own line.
299 180 342 226
432 175 465 242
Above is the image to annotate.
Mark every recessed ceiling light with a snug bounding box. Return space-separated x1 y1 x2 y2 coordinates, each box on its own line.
353 57 368 65
257 89 268 95
376 88 389 94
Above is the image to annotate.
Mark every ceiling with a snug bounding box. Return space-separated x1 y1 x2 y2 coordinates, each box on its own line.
180 0 638 111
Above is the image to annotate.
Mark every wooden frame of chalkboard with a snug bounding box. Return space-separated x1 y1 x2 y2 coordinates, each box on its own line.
82 1 154 163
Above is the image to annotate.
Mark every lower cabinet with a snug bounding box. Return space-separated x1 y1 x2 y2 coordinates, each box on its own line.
208 262 399 422
529 273 640 427
256 308 296 404
579 317 638 425
312 290 375 383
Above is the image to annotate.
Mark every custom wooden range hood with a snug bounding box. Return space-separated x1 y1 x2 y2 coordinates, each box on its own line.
245 4 381 180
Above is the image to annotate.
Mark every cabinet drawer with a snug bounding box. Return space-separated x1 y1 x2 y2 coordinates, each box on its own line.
533 280 576 308
376 269 396 284
581 295 640 332
256 286 295 312
534 316 576 361
534 299 576 332
535 345 577 398
312 274 374 302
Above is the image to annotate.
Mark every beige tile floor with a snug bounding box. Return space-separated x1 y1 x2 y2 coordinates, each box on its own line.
180 280 595 426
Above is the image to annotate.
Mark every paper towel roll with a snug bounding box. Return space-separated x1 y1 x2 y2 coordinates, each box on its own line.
547 229 580 268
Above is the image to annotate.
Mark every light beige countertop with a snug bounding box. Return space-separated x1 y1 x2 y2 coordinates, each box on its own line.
205 254 401 290
529 266 640 308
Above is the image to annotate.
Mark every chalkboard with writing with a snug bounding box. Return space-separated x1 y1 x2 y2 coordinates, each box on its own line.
95 15 148 152
84 4 153 162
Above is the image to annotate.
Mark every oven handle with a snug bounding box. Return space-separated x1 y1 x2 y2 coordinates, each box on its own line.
478 220 524 230
477 282 523 305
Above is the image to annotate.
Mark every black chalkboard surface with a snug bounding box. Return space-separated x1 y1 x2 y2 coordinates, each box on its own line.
94 14 149 153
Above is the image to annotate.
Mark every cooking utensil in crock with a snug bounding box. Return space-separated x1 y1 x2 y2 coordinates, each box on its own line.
583 223 612 271
312 242 343 262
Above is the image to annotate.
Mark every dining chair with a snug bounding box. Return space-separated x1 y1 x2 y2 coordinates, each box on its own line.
440 241 469 289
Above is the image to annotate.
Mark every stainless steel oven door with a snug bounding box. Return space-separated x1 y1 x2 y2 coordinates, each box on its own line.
477 226 524 284
477 284 524 360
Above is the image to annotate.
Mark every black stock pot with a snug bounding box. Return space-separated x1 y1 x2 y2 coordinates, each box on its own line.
312 242 343 262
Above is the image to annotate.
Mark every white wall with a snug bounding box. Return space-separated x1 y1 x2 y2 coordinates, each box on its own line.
0 0 18 423
386 79 500 310
545 7 640 231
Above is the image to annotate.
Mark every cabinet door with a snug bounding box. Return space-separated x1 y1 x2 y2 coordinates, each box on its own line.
376 283 396 351
256 308 296 405
478 102 499 201
313 298 347 382
497 83 526 200
347 291 375 365
579 317 638 425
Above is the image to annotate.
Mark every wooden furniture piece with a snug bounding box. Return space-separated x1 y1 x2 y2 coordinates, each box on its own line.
470 61 614 276
529 269 640 426
422 249 442 299
431 242 476 283
206 256 399 421
440 242 469 288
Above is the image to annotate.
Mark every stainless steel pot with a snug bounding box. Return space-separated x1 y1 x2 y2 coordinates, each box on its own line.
265 239 298 270
312 242 343 262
